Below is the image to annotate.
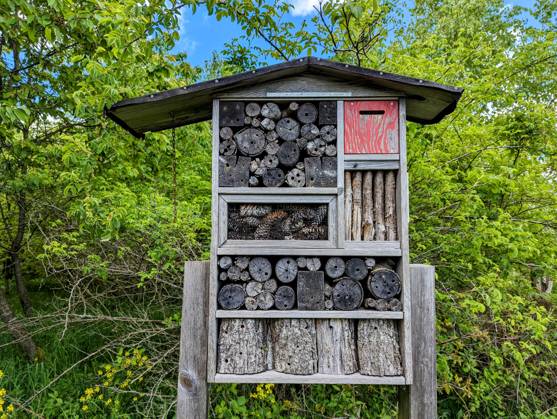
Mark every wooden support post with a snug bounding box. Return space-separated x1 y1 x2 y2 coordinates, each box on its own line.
399 264 436 419
177 261 210 419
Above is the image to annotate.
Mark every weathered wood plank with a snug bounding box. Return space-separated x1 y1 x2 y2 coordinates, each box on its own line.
316 319 358 374
362 171 375 240
213 371 406 385
271 319 317 374
385 170 397 240
351 171 362 240
218 319 268 374
358 319 402 376
216 310 403 319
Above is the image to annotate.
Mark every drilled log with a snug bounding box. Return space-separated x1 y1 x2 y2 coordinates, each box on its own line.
219 126 233 140
301 123 319 140
274 286 295 310
297 271 325 310
345 171 352 240
385 170 397 240
234 128 265 156
297 103 318 123
257 291 274 310
325 257 345 279
218 319 267 374
345 258 367 281
271 319 317 374
316 319 358 374
262 168 285 187
374 171 385 240
365 257 376 269
219 139 236 156
351 172 362 240
325 144 337 157
261 154 279 169
362 171 374 240
276 117 300 141
306 139 325 157
368 267 401 299
245 102 261 117
305 157 336 187
248 257 272 282
275 257 298 283
357 320 402 376
320 125 337 143
319 101 336 124
332 279 363 310
261 102 281 120
286 168 305 187
277 142 300 167
218 284 245 309
219 155 250 187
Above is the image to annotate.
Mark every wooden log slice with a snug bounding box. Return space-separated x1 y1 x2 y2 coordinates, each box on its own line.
219 271 228 281
305 257 321 271
277 142 300 167
346 258 367 281
301 123 319 140
219 139 236 156
240 270 250 282
274 286 295 310
325 299 334 310
286 168 305 187
261 118 275 131
324 283 333 298
320 125 337 143
256 291 274 310
250 158 260 173
235 128 266 156
296 257 307 268
244 116 252 125
288 102 299 112
261 154 279 169
325 257 345 279
245 102 261 117
275 257 298 283
248 176 259 187
276 117 300 141
265 141 280 155
248 257 272 282
219 126 233 140
218 284 245 309
357 320 402 376
316 319 358 375
319 101 337 125
325 144 337 157
246 281 263 297
271 319 317 374
306 139 326 157
296 137 308 151
251 117 261 128
332 279 364 310
296 103 318 123
217 319 267 374
368 268 401 299
227 265 241 281
263 278 278 293
261 102 281 120
297 271 325 310
295 161 305 170
244 296 258 310
388 298 402 311
218 256 233 270
266 130 278 142
262 168 285 187
365 257 376 269
234 256 250 270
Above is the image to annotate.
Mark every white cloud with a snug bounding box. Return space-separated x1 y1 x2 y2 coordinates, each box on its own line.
290 0 320 16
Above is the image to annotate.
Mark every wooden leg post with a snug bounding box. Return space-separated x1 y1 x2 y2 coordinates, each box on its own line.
177 261 210 419
399 264 436 419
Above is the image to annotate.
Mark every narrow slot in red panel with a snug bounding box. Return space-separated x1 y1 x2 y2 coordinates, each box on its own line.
344 101 399 154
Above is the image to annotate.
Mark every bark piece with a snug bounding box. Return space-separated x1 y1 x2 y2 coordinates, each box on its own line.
362 171 375 240
368 268 401 299
332 279 364 310
325 257 345 279
316 319 358 374
357 320 402 376
276 117 300 141
385 170 397 240
277 142 300 167
271 319 317 374
351 171 362 240
286 168 305 187
234 128 266 156
345 258 367 281
345 171 352 240
219 101 245 126
219 155 250 187
320 125 337 143
218 284 245 310
275 286 295 310
262 168 285 187
245 102 261 117
218 319 267 374
297 103 318 123
297 271 325 310
275 257 298 283
248 257 272 282
374 171 386 240
319 101 337 125
261 102 281 120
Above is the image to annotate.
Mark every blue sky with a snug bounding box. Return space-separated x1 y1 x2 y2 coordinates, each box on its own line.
175 0 537 67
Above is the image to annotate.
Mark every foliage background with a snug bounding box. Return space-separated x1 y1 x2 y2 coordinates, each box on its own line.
0 0 555 417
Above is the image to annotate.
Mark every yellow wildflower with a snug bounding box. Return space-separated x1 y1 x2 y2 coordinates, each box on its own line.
82 405 89 412
6 405 13 413
0 370 4 379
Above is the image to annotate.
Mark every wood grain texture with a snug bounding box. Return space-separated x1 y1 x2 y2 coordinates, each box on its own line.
358 319 402 376
271 319 317 374
213 371 405 385
399 265 436 419
362 171 375 240
217 319 268 374
177 261 209 419
344 100 399 154
344 171 352 241
316 319 358 374
385 170 397 240
374 171 386 240
351 171 362 240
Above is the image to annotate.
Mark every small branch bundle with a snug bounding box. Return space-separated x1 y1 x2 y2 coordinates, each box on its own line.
228 203 328 240
217 318 402 376
217 256 402 311
218 101 337 187
345 170 397 241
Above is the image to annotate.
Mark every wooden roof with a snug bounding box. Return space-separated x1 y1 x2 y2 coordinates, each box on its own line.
105 57 463 138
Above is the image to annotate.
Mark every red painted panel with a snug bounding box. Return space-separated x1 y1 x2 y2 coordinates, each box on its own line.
344 100 399 154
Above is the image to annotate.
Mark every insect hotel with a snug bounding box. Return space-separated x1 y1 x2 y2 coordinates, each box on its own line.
106 57 462 417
